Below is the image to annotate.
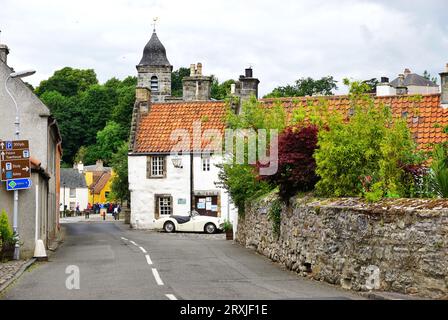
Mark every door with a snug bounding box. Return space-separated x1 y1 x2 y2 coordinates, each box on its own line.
194 196 218 217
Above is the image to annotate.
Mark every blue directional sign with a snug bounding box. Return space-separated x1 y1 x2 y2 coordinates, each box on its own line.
6 141 13 150
6 178 32 191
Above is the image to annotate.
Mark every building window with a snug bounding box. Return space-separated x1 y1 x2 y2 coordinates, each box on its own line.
151 76 158 92
158 196 172 216
69 188 76 198
69 202 76 211
202 155 211 172
147 156 166 178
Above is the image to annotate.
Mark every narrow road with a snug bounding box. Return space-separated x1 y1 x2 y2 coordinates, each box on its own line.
2 221 362 300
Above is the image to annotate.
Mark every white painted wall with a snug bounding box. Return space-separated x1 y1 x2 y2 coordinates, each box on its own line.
406 85 439 95
59 187 88 212
128 154 238 230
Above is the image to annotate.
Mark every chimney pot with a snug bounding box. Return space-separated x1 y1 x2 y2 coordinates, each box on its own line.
190 64 196 76
197 63 202 76
245 68 253 78
0 44 9 64
404 68 411 75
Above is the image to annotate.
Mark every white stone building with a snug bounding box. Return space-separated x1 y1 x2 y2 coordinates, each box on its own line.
60 168 88 212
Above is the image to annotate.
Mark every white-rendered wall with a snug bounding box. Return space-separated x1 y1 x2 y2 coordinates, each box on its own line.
407 85 439 95
129 154 238 230
59 187 88 211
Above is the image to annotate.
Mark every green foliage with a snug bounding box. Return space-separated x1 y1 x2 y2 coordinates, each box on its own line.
222 220 233 232
171 67 191 97
268 199 282 237
423 70 438 85
211 76 236 100
314 79 422 199
217 97 285 214
430 144 448 198
0 209 13 244
35 67 98 97
109 142 130 203
37 67 136 164
264 76 338 98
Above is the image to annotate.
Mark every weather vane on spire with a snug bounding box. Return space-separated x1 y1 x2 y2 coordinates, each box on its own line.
152 17 159 32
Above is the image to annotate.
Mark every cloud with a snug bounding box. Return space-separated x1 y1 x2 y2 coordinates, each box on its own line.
0 0 446 96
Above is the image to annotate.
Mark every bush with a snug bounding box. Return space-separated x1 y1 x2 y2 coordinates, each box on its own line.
222 220 233 232
314 79 423 199
258 125 319 203
430 143 448 198
268 198 282 237
0 209 14 245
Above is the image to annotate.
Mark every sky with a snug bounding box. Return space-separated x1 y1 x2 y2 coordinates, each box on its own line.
0 0 447 96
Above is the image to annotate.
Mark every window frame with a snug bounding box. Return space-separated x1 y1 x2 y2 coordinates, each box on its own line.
150 76 159 92
202 155 211 172
69 188 76 198
147 156 166 179
155 194 173 218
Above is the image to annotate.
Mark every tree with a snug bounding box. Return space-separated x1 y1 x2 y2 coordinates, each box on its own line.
217 96 287 214
211 76 236 100
258 125 319 202
362 78 379 94
314 79 422 200
171 67 190 97
110 142 130 204
35 67 98 97
264 76 338 98
423 70 438 85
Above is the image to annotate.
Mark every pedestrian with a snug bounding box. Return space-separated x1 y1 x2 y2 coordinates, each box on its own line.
117 204 121 220
113 206 118 220
76 203 80 216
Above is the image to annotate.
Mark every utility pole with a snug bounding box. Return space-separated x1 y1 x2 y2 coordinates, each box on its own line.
4 70 35 260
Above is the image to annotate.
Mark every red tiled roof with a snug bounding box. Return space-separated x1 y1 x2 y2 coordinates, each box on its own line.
134 94 446 154
89 171 111 194
134 101 227 153
261 93 446 152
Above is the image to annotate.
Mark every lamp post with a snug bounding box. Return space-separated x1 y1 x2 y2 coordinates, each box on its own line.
4 69 36 260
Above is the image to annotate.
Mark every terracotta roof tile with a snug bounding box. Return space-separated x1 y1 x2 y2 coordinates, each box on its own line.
134 101 227 153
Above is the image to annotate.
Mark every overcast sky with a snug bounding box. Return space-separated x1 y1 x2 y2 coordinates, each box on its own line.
1 0 447 96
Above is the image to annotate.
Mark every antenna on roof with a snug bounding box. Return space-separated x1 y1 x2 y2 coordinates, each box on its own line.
152 17 159 33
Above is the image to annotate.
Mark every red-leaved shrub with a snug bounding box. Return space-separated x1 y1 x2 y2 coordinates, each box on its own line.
258 125 319 202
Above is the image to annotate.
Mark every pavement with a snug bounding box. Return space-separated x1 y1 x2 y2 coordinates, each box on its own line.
1 220 365 300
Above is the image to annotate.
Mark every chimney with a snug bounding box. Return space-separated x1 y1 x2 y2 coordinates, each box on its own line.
236 67 260 101
182 62 212 101
135 86 151 114
196 63 202 76
95 160 104 171
396 74 408 95
376 76 396 97
440 63 448 108
0 44 9 64
77 161 84 173
404 68 411 77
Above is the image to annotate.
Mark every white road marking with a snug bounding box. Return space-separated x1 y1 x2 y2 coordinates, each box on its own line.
130 240 138 246
166 294 177 300
121 237 128 241
139 246 147 254
152 268 164 286
145 254 153 265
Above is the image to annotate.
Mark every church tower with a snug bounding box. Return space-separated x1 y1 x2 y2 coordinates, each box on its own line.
137 26 172 102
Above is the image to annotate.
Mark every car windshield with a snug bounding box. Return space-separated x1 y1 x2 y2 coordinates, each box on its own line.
190 210 200 217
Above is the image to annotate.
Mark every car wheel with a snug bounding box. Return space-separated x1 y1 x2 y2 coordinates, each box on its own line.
204 223 216 234
164 221 175 233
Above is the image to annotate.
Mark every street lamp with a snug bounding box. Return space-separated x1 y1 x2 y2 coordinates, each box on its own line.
4 69 36 260
171 155 183 168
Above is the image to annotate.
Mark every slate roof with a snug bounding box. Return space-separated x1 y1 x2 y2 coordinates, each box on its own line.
390 73 438 88
138 32 171 67
61 169 87 188
133 94 446 154
133 101 227 153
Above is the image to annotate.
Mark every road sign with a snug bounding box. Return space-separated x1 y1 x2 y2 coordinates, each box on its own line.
0 140 29 151
6 178 32 191
1 159 31 181
0 149 30 161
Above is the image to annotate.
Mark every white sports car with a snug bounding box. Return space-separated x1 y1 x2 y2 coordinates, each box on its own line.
153 210 225 234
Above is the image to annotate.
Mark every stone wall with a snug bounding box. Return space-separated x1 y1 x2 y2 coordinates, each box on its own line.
236 196 448 299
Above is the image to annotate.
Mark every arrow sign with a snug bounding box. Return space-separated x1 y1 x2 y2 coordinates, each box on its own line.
0 140 29 151
0 149 30 161
6 178 32 191
1 159 31 181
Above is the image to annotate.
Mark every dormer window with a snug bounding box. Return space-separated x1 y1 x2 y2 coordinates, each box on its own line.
151 76 158 92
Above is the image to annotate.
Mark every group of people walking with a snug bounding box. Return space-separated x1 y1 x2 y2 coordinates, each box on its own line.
87 203 122 220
